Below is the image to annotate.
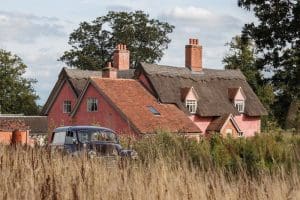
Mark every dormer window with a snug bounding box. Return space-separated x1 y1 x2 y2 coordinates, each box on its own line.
228 87 246 114
235 100 245 113
181 87 198 114
186 100 197 114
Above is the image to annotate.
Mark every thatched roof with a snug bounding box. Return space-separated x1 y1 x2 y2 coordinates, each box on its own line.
41 67 135 115
138 63 267 117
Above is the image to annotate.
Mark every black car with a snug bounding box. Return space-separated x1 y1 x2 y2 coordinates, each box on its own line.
49 126 137 159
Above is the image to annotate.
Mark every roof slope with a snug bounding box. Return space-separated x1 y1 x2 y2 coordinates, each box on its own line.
90 78 201 134
41 67 135 115
0 116 48 134
139 62 267 117
0 119 28 131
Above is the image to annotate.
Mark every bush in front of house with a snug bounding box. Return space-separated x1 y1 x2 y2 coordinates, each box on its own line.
131 131 300 176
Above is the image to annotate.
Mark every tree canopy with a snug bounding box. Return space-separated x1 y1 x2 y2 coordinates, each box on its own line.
0 49 39 115
59 10 175 70
237 0 300 127
223 36 262 91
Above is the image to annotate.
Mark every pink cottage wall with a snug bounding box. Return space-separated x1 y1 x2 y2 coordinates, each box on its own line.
189 115 213 135
47 81 77 130
72 84 138 137
234 114 261 137
234 89 245 101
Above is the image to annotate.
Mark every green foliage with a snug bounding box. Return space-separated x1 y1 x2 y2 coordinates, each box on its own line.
132 131 300 176
0 49 39 115
223 36 261 89
60 10 174 70
237 0 300 127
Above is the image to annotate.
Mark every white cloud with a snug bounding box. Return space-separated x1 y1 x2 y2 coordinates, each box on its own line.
164 6 214 21
0 11 68 43
158 6 244 68
0 11 74 105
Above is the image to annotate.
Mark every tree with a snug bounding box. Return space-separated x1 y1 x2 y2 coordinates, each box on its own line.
0 49 39 115
223 36 262 91
59 10 175 70
237 0 300 127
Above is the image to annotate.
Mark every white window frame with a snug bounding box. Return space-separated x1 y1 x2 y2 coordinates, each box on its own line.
186 100 197 114
87 98 98 112
238 132 244 137
63 100 71 113
234 100 245 113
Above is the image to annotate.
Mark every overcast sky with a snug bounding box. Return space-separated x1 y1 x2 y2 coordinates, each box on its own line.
0 0 254 105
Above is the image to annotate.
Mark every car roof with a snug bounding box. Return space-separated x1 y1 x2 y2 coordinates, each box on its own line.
53 126 115 133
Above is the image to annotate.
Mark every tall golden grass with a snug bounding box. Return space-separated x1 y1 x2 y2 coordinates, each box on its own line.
0 132 300 199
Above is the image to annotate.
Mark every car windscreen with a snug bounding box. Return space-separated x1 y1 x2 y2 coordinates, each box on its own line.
77 129 117 143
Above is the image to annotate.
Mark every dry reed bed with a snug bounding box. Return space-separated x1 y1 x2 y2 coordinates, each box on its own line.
0 145 299 200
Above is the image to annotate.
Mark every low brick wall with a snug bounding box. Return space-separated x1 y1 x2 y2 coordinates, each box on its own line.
0 131 12 144
0 130 34 146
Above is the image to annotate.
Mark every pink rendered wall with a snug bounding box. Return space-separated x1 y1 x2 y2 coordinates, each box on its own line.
185 89 197 100
47 81 77 130
234 89 245 101
234 114 261 137
189 115 213 135
72 84 138 137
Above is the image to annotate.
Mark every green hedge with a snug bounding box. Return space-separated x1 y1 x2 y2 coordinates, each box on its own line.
122 131 300 176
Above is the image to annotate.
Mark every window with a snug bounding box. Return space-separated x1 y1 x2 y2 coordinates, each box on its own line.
65 131 75 144
51 131 66 145
234 100 245 113
77 129 117 143
63 100 71 113
186 100 197 114
147 106 160 116
238 132 244 137
87 98 98 112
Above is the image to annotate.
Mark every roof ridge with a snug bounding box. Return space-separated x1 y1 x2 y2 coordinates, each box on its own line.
91 77 136 81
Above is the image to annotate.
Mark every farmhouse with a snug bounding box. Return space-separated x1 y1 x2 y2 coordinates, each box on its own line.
42 38 267 138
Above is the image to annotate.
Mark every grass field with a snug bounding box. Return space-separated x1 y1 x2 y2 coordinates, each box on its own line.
1 132 300 199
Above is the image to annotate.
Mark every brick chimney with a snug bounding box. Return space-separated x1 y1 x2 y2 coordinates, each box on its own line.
102 62 117 78
113 44 130 70
185 38 202 72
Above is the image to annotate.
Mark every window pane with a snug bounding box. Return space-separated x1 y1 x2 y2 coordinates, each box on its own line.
87 98 98 112
63 100 71 113
186 100 197 114
235 100 244 113
147 106 160 115
52 132 66 144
